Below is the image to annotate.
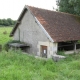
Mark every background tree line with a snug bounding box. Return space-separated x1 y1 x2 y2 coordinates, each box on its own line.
56 0 80 16
0 18 16 26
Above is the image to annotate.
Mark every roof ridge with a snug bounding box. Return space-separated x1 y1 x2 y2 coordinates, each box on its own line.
26 5 80 18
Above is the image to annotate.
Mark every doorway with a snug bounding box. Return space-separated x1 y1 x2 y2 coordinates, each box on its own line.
41 45 47 58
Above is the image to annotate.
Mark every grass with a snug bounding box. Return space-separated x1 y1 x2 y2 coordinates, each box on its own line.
0 50 80 80
0 26 80 80
0 26 12 45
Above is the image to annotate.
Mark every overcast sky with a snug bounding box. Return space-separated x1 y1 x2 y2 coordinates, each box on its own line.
0 0 57 20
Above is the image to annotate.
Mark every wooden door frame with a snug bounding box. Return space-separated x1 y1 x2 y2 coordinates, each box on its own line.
40 45 47 58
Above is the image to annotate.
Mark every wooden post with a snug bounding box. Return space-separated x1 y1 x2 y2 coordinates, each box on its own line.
74 41 77 53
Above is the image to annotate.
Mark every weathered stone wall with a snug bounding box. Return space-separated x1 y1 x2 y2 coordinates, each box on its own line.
13 9 50 55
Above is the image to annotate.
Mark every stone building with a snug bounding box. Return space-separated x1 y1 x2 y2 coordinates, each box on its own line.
10 5 80 58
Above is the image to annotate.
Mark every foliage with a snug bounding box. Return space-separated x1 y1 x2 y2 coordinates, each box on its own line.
56 0 80 16
0 18 16 26
57 51 65 55
0 27 12 45
0 50 80 80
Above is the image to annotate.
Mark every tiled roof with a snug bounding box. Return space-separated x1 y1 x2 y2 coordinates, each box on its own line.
28 6 80 42
10 5 80 42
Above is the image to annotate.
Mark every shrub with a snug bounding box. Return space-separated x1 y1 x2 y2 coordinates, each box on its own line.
57 51 65 55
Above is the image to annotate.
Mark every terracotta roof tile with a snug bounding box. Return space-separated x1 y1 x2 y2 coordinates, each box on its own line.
28 6 80 42
10 5 80 42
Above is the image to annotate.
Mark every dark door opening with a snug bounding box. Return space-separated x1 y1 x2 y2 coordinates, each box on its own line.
58 41 74 51
41 45 47 58
58 41 80 51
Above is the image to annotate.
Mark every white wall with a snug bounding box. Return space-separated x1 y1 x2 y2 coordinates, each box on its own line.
13 8 50 55
13 28 19 40
37 41 58 58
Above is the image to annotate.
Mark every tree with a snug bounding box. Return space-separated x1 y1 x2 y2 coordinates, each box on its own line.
2 19 9 26
7 18 13 25
0 18 16 26
56 0 80 16
0 19 3 25
69 0 80 15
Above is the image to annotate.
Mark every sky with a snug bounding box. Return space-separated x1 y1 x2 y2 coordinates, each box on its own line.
0 0 57 20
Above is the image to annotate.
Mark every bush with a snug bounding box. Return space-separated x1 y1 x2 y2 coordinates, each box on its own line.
57 51 65 55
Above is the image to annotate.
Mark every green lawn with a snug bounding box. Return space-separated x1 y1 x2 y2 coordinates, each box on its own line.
0 27 12 45
0 50 80 80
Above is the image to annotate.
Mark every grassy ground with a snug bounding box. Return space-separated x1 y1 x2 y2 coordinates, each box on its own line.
0 27 12 45
0 27 80 80
0 50 80 80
